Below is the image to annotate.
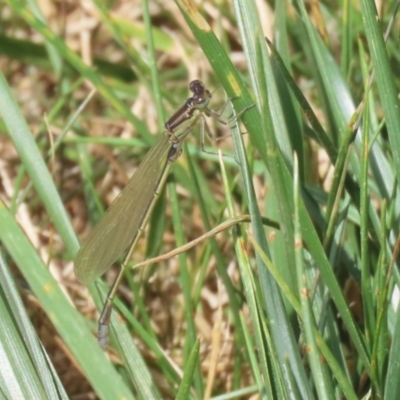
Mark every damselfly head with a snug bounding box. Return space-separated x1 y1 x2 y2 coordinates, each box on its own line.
188 80 211 108
189 79 204 92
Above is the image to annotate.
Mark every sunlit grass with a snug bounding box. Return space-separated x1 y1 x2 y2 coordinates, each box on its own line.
0 0 399 399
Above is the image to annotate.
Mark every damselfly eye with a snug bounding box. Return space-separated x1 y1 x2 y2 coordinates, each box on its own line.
189 80 205 95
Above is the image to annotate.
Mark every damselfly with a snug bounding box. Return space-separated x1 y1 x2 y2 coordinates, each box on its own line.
74 80 250 346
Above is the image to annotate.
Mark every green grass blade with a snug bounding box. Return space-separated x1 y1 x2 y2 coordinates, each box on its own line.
0 69 79 257
95 284 162 400
294 154 335 399
360 0 400 180
168 180 203 395
0 200 135 399
175 340 200 400
219 148 273 396
0 252 68 399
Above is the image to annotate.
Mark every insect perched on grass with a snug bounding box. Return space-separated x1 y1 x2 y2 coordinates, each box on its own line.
74 79 251 347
